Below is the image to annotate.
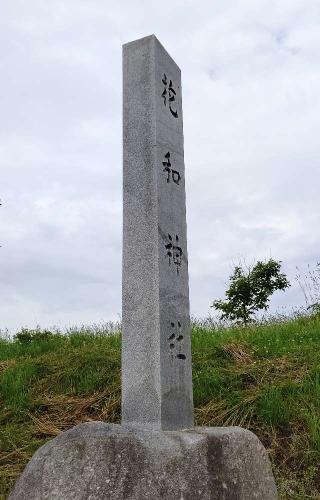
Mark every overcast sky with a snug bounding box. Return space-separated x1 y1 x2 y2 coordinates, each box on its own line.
1 1 319 331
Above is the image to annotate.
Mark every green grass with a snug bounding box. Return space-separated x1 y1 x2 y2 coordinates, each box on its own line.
0 316 319 499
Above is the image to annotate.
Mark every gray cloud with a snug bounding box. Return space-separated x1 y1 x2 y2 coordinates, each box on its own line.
1 0 319 330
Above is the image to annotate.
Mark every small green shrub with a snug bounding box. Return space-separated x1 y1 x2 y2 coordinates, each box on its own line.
212 259 290 324
15 328 55 344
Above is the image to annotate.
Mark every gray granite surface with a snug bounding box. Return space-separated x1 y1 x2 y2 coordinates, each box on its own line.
122 35 193 430
9 421 277 500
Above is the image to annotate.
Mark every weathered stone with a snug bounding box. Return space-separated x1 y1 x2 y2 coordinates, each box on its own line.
9 421 277 500
122 34 193 430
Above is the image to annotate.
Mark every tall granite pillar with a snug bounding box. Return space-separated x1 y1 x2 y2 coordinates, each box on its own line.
122 35 193 430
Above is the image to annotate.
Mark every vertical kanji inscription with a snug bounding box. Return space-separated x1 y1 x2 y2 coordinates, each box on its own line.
122 35 193 431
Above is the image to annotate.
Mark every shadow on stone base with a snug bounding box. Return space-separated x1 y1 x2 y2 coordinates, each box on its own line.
9 422 277 500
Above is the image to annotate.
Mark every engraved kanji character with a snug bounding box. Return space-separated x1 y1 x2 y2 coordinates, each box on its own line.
162 152 181 185
167 321 186 360
165 234 183 273
162 73 178 118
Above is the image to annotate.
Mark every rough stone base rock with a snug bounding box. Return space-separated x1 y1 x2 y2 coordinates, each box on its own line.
9 422 277 500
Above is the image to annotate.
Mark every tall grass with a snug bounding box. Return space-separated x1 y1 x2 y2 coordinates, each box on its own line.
0 315 319 499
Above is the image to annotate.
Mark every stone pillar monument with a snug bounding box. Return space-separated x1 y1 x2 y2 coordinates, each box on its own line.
122 35 193 430
9 35 277 500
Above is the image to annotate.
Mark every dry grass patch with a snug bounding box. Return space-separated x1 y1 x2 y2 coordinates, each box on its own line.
220 342 254 365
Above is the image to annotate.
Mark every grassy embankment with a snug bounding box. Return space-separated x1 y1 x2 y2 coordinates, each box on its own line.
0 315 319 499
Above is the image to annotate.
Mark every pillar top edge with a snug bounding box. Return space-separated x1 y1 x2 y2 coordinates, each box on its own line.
122 35 181 72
